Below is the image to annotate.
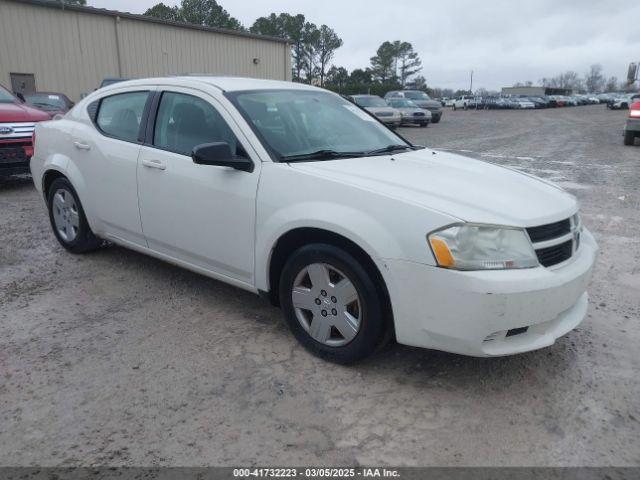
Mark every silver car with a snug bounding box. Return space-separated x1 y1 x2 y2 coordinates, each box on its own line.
349 95 401 128
384 90 443 123
387 98 431 127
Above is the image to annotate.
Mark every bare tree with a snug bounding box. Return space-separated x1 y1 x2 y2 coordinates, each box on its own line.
585 64 605 93
605 76 619 92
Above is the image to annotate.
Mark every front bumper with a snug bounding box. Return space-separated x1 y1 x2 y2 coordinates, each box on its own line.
1 142 32 176
381 227 598 357
377 116 401 127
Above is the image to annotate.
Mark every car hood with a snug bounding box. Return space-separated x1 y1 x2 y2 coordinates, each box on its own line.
289 149 577 227
0 102 51 122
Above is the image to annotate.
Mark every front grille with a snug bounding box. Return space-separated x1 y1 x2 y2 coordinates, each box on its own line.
535 239 573 267
0 147 28 164
375 112 393 117
527 216 580 268
526 219 570 242
413 112 426 117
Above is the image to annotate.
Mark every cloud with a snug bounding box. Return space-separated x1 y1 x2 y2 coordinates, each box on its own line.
89 0 640 90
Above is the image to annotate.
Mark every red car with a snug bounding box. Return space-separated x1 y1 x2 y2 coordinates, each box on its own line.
1 84 51 177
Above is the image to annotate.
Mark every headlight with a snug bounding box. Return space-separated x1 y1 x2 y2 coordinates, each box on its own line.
428 224 539 270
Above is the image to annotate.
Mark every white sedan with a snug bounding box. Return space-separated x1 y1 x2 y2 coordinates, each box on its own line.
31 76 598 363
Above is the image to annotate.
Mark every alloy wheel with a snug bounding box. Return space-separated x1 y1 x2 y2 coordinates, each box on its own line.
291 263 361 347
52 188 79 242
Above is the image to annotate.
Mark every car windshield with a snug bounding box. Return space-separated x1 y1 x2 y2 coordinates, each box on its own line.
24 93 65 109
354 96 387 108
403 91 430 100
390 99 416 108
228 89 410 161
0 87 16 103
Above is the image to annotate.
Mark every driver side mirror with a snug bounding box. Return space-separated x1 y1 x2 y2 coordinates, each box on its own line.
192 142 253 172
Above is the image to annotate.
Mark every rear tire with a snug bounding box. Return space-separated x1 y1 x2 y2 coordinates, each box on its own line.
279 244 389 364
47 177 101 253
624 131 636 146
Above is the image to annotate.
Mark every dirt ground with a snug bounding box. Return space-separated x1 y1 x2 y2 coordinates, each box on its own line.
1 105 638 467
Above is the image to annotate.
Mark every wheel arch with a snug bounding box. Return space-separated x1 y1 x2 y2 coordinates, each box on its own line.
264 227 393 323
42 168 67 200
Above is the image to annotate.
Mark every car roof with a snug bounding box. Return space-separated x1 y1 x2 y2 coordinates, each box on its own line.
98 76 319 94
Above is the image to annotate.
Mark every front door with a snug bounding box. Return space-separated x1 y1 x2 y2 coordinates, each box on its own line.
137 88 260 286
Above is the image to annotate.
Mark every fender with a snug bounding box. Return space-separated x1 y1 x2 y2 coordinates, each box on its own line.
255 200 404 292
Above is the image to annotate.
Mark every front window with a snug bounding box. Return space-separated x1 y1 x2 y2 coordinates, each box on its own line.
227 90 410 161
24 93 65 111
353 96 388 108
153 92 240 157
0 86 16 103
404 91 430 100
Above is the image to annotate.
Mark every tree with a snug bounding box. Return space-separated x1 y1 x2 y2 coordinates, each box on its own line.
325 66 349 92
179 0 243 30
406 75 426 90
541 71 583 91
144 0 244 30
349 68 373 85
143 3 181 22
250 13 307 82
301 22 320 84
370 42 396 83
315 25 343 87
585 64 605 93
393 41 422 86
605 76 619 92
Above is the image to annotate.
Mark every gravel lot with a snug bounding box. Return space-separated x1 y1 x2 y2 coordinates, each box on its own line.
1 105 638 467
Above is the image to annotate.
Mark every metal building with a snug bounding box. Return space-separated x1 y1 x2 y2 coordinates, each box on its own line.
0 0 291 101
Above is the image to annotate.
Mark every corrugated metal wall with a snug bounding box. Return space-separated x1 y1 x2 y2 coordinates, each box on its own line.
0 0 291 101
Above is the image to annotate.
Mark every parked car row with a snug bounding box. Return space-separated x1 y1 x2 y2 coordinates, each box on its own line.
347 90 444 128
606 93 640 110
446 92 640 111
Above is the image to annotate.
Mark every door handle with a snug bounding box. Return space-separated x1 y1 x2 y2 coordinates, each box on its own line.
73 141 91 150
142 158 166 170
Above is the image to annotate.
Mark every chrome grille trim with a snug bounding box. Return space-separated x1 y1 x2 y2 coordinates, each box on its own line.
0 122 36 140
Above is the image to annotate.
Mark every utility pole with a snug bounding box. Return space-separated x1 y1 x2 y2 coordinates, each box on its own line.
470 70 474 93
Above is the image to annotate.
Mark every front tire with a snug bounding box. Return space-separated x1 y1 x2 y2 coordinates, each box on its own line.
47 177 101 253
279 244 389 364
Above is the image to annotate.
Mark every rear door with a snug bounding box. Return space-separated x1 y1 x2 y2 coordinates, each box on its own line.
137 87 260 286
72 88 153 246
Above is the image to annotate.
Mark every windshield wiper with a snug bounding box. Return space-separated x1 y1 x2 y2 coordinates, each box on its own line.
365 144 416 155
281 149 366 162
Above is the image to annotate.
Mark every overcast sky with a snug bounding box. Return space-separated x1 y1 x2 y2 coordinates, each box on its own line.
89 0 640 90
